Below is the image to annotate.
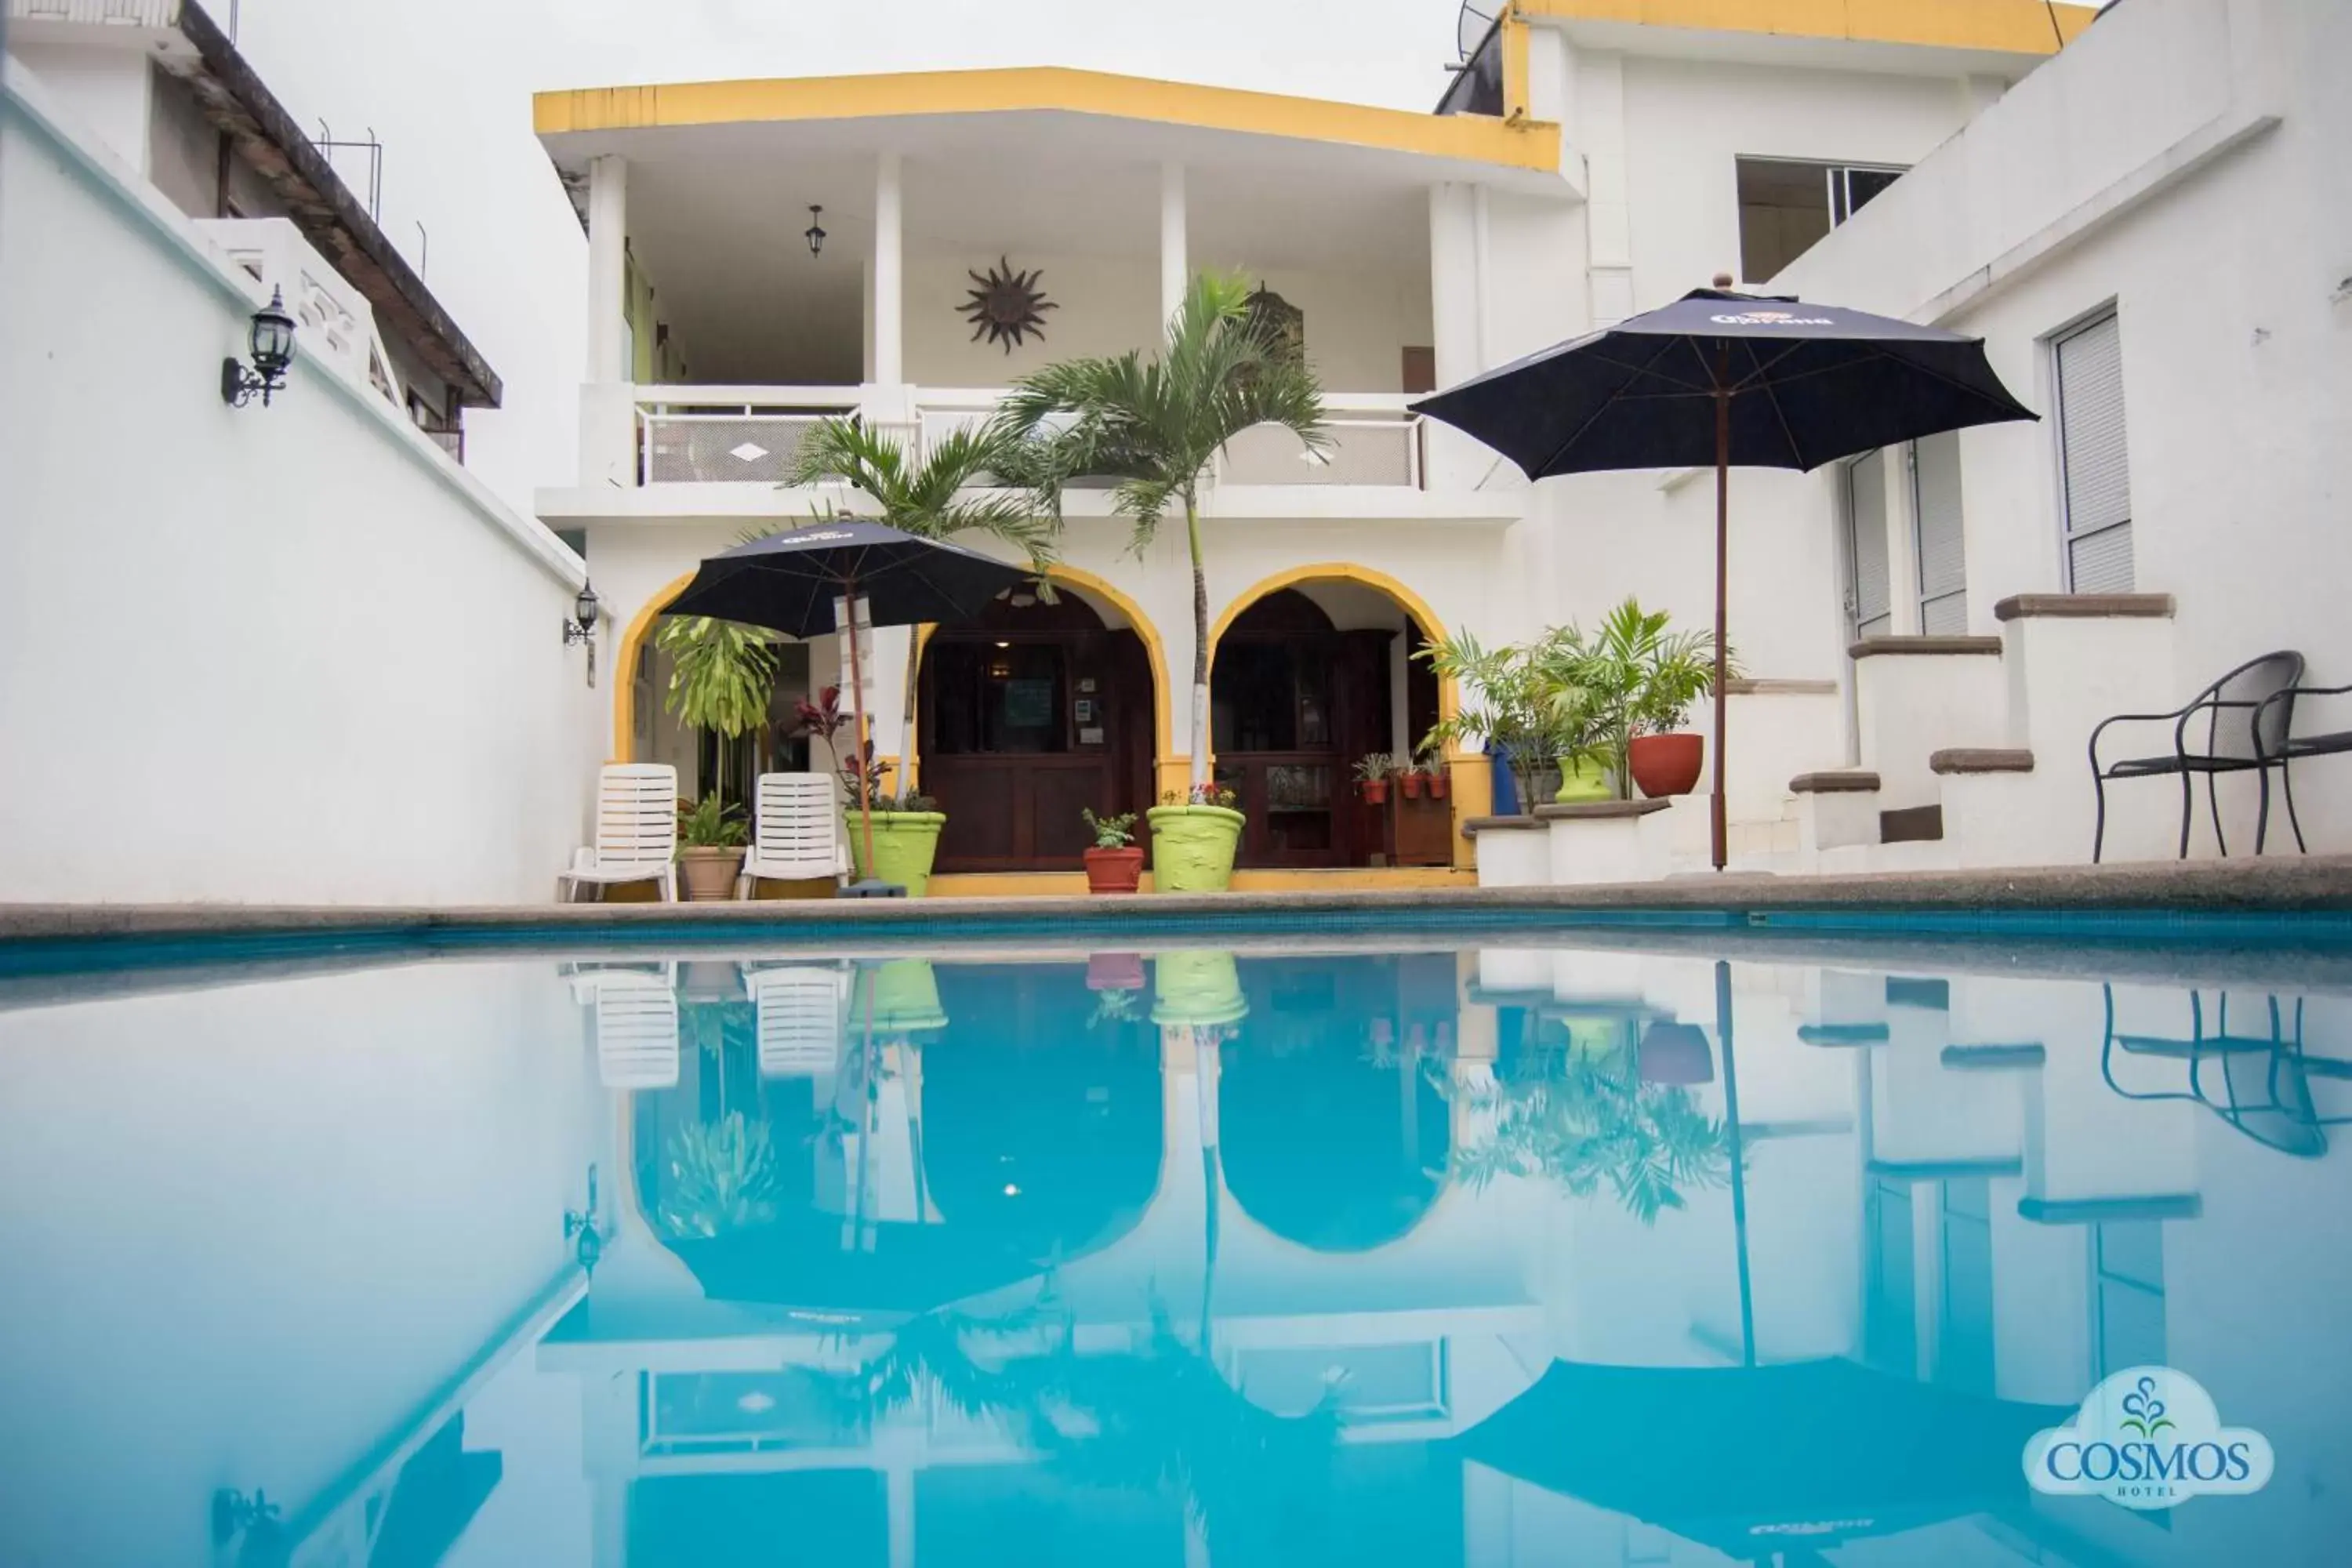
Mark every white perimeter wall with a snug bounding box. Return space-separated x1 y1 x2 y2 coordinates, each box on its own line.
0 960 598 1567
0 64 601 903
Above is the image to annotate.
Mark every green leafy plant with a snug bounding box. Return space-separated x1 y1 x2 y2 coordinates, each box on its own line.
654 1111 782 1240
1082 808 1138 848
1450 1051 1736 1225
657 615 780 795
1417 630 1591 810
1007 270 1327 790
677 793 748 849
1087 988 1142 1028
1352 752 1396 785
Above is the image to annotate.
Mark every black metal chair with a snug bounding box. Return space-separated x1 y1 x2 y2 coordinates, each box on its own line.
2254 681 2352 854
2088 650 2303 862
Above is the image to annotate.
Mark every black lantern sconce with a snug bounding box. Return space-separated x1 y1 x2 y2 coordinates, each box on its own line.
564 1163 608 1275
564 582 600 687
804 204 827 257
220 286 297 407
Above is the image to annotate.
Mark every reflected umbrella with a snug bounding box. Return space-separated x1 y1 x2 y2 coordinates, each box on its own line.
1454 1356 2071 1560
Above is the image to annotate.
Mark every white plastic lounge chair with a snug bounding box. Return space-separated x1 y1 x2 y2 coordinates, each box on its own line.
737 771 850 896
752 964 849 1079
591 968 681 1089
560 764 679 902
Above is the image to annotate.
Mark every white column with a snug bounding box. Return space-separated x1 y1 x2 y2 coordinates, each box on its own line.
584 155 629 383
1426 183 1486 489
1160 162 1189 327
873 152 905 388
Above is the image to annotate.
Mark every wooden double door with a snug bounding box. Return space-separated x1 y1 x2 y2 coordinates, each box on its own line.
919 593 1156 873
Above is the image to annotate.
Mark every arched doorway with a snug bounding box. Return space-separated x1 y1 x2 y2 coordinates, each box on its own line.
918 585 1158 873
1208 583 1443 868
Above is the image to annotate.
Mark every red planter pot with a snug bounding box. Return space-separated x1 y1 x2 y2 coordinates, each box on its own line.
1400 772 1425 799
1087 950 1149 990
1083 846 1146 895
1628 732 1705 798
1427 773 1450 799
1361 779 1390 804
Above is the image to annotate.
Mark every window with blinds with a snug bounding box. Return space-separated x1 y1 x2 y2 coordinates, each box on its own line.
1911 432 1968 633
1845 450 1893 638
2054 313 2133 593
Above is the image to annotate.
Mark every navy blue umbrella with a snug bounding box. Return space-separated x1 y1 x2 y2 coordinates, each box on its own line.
1412 282 2036 868
666 521 1031 875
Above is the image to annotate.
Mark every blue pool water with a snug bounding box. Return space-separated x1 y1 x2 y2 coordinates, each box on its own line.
2 924 2349 1566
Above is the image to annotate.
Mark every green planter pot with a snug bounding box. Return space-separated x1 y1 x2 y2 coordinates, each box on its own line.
1152 949 1249 1028
847 811 946 896
1146 805 1245 893
1553 757 1614 804
852 959 948 1033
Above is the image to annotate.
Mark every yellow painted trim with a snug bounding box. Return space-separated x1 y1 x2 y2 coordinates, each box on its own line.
1207 562 1462 735
1513 0 2094 54
1501 10 1534 123
1447 755 1494 871
925 866 1477 898
535 67 1561 175
903 565 1174 794
612 569 699 761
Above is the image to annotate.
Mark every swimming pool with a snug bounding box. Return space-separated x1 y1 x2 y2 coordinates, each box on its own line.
2 918 2347 1566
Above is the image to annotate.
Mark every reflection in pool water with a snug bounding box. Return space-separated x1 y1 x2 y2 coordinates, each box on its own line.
2 933 2350 1566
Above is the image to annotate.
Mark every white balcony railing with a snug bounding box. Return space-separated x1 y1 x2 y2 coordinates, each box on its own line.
629 387 1426 489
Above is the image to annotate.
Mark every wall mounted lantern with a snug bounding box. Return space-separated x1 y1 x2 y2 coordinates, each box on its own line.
564 582 600 687
220 286 297 407
804 205 827 257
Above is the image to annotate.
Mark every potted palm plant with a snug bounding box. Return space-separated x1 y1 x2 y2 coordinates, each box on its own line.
1419 631 1576 814
674 793 749 900
1589 597 1725 800
1008 270 1325 893
1080 808 1145 894
1353 752 1394 805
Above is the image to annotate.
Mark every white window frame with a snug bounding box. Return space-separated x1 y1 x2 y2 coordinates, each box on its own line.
2049 307 2133 593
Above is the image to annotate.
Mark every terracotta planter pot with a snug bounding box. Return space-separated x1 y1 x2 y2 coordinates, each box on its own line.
677 846 746 901
1087 951 1148 991
1400 771 1425 799
1628 732 1706 798
1083 844 1146 895
1427 772 1450 799
1360 779 1389 805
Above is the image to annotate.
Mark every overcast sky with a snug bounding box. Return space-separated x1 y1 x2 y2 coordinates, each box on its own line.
228 0 1473 515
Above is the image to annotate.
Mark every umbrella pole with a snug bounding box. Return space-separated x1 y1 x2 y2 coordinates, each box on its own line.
1716 958 1756 1368
843 573 880 879
1711 350 1732 873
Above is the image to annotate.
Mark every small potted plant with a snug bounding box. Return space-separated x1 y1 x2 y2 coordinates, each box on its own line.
1353 753 1394 805
1417 749 1451 800
1080 808 1145 895
1398 753 1425 799
675 794 749 901
1599 598 1725 800
1147 782 1243 893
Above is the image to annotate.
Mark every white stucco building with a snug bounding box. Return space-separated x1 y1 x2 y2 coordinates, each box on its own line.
532 0 2143 890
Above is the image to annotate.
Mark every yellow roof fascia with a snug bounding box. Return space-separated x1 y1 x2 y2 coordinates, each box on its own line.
1512 0 2098 55
534 66 1562 175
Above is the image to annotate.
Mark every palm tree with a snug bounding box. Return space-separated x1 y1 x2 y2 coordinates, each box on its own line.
1005 271 1327 789
789 416 1062 785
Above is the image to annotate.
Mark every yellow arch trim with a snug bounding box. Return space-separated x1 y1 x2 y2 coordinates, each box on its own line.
610 569 699 763
535 67 1560 175
1206 562 1462 736
904 564 1174 792
1512 0 2094 55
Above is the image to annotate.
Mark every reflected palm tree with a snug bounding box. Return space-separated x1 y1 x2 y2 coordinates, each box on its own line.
1452 1050 1737 1224
652 1111 783 1240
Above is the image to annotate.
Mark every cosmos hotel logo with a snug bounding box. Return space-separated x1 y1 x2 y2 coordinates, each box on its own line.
1710 310 1836 326
2024 1368 2273 1510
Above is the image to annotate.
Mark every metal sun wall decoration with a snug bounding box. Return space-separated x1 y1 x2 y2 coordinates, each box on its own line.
961 257 1057 352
